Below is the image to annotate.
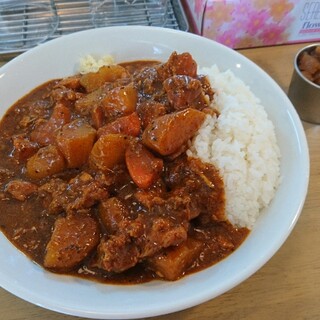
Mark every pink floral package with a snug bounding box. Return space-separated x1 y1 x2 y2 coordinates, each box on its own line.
184 0 320 49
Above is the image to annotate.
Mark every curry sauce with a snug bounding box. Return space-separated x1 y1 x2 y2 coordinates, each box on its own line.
0 52 249 284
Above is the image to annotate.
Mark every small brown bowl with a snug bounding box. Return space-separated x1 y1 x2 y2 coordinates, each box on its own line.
288 43 320 124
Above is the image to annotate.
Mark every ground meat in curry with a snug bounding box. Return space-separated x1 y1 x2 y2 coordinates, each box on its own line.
0 52 249 283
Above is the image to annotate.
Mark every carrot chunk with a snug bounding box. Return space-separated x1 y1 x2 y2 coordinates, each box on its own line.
91 105 105 129
56 119 96 168
125 141 163 189
26 145 66 179
30 102 71 146
98 112 141 138
142 108 206 156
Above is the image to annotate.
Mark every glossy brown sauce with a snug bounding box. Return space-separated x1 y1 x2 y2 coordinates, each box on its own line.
0 55 249 284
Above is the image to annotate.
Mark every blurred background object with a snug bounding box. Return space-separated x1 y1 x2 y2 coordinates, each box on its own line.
0 0 188 55
288 43 320 124
0 0 59 52
183 0 320 49
91 0 169 28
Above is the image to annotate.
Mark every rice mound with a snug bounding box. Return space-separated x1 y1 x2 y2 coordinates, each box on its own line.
187 65 281 229
79 54 114 74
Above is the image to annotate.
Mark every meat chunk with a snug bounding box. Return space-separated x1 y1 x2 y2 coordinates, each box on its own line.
95 214 188 273
39 172 109 215
50 86 82 104
141 217 188 258
136 100 167 129
99 197 130 234
134 189 166 210
134 66 163 97
11 134 38 162
142 108 206 156
5 180 38 201
56 75 82 90
163 75 203 110
165 157 226 222
157 51 197 80
96 234 140 273
66 172 109 211
38 178 67 214
198 74 215 101
44 213 100 271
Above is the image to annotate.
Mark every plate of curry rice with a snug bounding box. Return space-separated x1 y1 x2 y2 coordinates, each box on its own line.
0 27 309 319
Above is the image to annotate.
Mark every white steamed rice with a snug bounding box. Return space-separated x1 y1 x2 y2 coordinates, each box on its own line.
187 65 281 228
79 54 114 74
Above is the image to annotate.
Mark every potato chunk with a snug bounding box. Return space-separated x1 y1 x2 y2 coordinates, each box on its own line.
89 134 129 172
80 65 130 93
56 119 96 168
26 145 66 179
44 214 100 271
101 84 137 118
147 238 202 281
142 108 206 156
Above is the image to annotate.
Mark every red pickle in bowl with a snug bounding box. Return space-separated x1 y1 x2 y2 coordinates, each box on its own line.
288 43 320 124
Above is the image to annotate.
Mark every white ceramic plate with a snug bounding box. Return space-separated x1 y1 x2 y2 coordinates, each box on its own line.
0 26 309 319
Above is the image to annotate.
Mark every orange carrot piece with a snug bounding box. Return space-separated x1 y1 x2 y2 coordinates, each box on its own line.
30 102 71 146
97 112 141 138
125 141 163 189
91 105 105 129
